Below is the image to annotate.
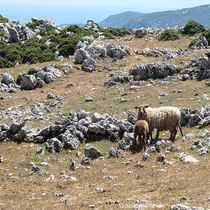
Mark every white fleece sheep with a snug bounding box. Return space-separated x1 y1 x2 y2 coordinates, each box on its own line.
135 105 183 143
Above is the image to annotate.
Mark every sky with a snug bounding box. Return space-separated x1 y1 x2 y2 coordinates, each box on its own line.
1 0 210 24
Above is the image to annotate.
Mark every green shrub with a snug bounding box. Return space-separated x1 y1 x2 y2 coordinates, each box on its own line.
99 27 128 39
188 29 210 48
182 21 205 36
0 14 9 23
26 20 45 30
158 29 180 41
0 43 22 64
201 29 210 45
188 38 200 48
59 34 81 57
28 68 40 75
0 58 13 68
60 24 98 39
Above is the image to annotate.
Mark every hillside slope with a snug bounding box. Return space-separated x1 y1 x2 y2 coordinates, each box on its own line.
100 4 210 28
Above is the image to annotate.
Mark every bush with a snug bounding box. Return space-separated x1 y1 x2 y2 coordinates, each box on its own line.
59 34 81 57
28 68 40 75
99 27 128 39
158 29 180 41
201 29 210 45
0 14 9 23
60 24 98 39
188 29 210 48
182 21 205 36
0 43 22 64
26 20 45 30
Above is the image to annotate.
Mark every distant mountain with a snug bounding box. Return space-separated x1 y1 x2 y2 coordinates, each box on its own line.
99 11 145 28
99 4 210 29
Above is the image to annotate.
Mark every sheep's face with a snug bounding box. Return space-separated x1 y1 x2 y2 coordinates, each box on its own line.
135 105 148 117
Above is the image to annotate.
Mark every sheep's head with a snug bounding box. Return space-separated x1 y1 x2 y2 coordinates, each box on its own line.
135 105 149 117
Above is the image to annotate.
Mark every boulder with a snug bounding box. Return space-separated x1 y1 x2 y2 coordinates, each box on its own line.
84 143 103 159
82 57 97 72
74 49 89 64
2 73 14 85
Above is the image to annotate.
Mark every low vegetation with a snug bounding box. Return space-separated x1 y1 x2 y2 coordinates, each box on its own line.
182 21 205 36
158 29 180 41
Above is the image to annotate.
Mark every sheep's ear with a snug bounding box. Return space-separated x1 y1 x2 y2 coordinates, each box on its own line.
135 106 140 109
145 105 149 108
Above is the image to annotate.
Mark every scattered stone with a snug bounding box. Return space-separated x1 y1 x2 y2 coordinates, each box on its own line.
36 147 44 155
142 152 150 161
179 153 199 163
0 156 3 163
197 147 209 155
84 144 103 159
108 147 118 158
80 157 90 166
85 97 94 102
170 204 191 210
69 159 77 170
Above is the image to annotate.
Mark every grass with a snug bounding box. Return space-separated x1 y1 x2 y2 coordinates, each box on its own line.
0 33 209 209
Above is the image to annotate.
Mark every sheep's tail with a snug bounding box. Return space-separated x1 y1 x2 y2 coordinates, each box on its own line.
178 124 183 137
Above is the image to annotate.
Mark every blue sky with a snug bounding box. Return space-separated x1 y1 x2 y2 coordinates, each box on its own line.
1 0 210 24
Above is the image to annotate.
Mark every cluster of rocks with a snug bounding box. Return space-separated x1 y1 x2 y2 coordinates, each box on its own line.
180 104 210 128
170 203 207 210
74 43 132 72
0 73 17 93
0 17 61 43
129 62 180 80
17 65 62 90
139 47 186 60
33 110 134 153
187 52 210 80
191 36 209 50
1 99 63 122
0 121 40 143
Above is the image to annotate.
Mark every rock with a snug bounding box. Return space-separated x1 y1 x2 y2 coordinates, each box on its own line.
10 121 25 135
59 130 81 150
47 92 55 99
135 28 147 37
192 36 209 49
127 110 137 124
197 147 209 155
187 114 202 127
106 44 132 59
69 159 77 170
170 203 191 210
142 152 150 161
20 74 37 90
74 49 89 64
88 205 96 208
9 28 20 43
82 57 97 72
45 138 63 153
36 148 44 155
2 73 14 85
91 113 105 123
156 153 166 162
108 147 118 158
85 97 94 102
0 156 3 163
84 144 103 159
80 157 90 166
129 62 178 80
179 153 199 163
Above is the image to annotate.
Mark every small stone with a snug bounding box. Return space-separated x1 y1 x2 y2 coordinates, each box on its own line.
85 97 94 102
47 92 55 99
180 196 188 201
36 147 44 155
197 147 209 156
88 205 96 208
142 152 150 161
69 159 77 170
0 156 3 163
76 151 81 157
80 157 90 166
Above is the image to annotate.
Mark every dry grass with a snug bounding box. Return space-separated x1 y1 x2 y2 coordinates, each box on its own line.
0 35 210 209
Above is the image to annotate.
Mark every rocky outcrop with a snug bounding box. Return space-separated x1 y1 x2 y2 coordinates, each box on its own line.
17 65 62 90
107 44 132 59
191 36 209 50
129 62 179 80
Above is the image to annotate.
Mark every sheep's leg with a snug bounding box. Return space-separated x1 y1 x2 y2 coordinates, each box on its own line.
146 133 149 145
133 132 137 150
172 128 178 142
150 131 154 145
143 133 146 151
155 129 159 140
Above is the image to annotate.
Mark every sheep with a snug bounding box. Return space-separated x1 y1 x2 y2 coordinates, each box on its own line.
135 105 183 143
134 120 150 151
